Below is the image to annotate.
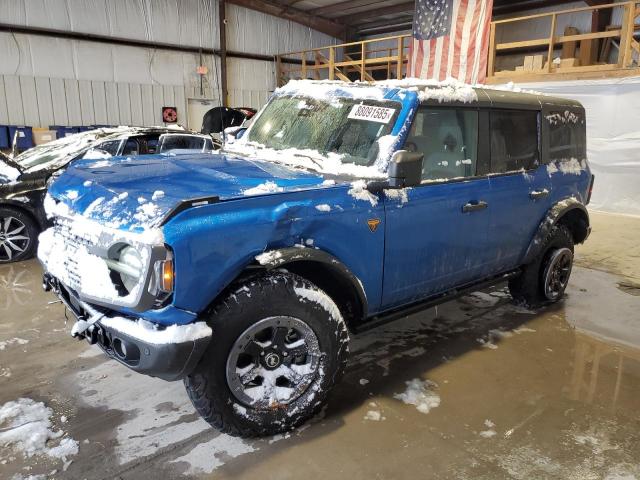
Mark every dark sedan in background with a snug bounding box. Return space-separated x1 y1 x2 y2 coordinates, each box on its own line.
0 127 215 263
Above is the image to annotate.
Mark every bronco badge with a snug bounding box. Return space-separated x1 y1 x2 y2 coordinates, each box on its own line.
367 218 381 232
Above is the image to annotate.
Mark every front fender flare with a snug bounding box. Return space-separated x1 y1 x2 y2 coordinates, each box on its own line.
522 198 589 264
256 247 368 318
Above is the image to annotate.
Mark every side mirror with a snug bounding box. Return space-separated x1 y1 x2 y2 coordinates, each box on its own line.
388 150 424 188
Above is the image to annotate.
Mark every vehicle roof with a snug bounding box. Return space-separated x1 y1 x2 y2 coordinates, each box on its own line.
277 79 583 110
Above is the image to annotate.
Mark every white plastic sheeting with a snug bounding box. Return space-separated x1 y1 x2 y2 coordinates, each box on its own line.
0 0 338 126
513 76 640 216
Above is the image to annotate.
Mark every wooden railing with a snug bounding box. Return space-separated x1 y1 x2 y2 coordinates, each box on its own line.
487 1 640 82
275 34 411 86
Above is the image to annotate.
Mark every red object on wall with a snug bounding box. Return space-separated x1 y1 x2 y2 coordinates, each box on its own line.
162 107 178 123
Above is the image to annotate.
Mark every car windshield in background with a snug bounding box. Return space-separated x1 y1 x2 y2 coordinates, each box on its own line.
13 132 104 171
159 135 211 153
245 96 399 166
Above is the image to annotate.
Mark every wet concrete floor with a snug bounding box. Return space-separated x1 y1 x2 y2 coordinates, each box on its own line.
1 210 639 479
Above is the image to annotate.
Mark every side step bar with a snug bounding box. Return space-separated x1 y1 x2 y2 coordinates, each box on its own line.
354 269 521 334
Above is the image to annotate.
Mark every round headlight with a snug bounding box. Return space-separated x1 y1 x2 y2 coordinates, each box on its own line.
118 245 143 294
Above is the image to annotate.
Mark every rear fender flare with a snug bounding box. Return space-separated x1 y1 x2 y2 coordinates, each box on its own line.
523 198 589 264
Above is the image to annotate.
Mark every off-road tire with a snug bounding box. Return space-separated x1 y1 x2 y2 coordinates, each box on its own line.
0 206 39 263
509 224 574 307
184 272 349 437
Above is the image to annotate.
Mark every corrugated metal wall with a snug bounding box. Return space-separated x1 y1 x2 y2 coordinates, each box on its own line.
0 0 338 128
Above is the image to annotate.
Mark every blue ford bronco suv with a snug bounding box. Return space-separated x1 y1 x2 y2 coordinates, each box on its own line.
39 79 593 436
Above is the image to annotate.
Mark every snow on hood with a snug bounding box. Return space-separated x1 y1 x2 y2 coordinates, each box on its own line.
46 153 328 232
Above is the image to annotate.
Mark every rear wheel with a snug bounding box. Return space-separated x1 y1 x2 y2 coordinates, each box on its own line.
0 207 38 263
185 272 349 437
509 225 574 307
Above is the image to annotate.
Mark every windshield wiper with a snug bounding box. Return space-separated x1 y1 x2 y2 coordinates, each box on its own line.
291 153 324 170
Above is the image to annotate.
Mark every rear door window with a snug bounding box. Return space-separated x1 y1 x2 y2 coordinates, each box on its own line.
405 107 478 181
490 110 539 173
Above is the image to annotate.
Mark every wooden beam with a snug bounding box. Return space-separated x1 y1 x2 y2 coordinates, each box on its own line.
336 2 414 24
309 0 388 17
356 22 412 36
356 15 413 32
492 0 576 16
226 0 347 39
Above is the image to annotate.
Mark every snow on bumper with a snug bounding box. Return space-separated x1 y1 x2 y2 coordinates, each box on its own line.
43 274 211 381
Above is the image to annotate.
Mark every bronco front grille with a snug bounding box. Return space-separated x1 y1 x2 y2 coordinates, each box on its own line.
52 219 95 291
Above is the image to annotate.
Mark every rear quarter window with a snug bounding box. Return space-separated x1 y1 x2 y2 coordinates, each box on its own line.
546 110 586 162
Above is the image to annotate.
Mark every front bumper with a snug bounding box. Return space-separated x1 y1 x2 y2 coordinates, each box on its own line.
44 274 211 381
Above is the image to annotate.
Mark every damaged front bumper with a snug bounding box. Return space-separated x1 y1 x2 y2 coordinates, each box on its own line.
43 274 211 381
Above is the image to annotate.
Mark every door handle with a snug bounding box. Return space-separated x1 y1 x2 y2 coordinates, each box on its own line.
529 189 550 200
462 201 488 213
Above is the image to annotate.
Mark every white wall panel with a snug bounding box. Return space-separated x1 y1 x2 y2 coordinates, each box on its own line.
49 78 69 126
91 81 108 124
78 80 96 125
140 84 155 126
4 76 25 125
105 82 119 125
129 84 144 126
116 82 132 125
34 78 54 126
152 85 165 124
64 78 82 125
19 76 40 125
0 77 9 124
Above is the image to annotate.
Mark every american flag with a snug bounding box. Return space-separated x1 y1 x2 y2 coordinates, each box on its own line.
408 0 494 84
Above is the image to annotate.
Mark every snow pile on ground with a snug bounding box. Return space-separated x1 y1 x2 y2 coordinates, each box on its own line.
0 337 29 351
480 419 497 438
364 410 385 421
393 378 440 414
0 398 78 461
0 161 20 182
243 181 284 196
170 434 256 475
348 180 378 206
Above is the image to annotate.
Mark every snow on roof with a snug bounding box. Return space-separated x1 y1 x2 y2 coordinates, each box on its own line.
276 78 571 105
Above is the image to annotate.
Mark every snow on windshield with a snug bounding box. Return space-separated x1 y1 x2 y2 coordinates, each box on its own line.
225 86 402 178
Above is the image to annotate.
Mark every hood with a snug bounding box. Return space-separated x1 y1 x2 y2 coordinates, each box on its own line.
47 153 328 231
0 156 22 184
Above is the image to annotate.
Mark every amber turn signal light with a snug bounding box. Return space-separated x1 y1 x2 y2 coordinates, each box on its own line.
158 260 174 293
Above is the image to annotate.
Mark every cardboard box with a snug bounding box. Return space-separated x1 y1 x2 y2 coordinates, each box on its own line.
33 129 56 145
523 55 544 71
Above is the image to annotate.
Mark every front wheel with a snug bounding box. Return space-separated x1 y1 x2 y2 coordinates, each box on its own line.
184 272 349 437
0 207 39 263
509 225 574 307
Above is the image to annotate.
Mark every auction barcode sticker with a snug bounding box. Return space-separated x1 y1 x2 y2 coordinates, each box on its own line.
348 104 395 124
